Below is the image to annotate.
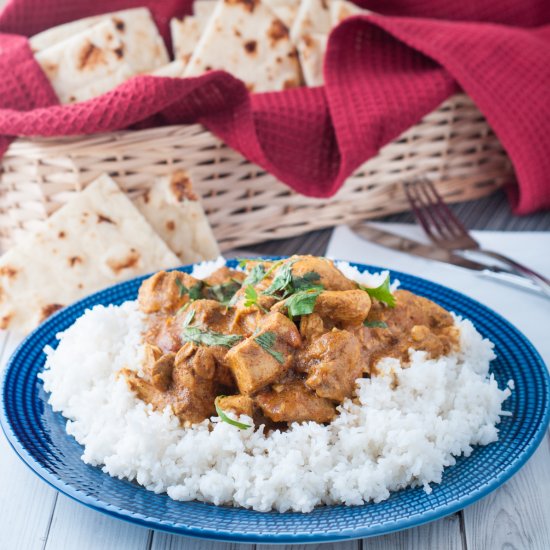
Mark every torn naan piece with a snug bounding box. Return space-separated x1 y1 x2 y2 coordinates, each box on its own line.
263 0 301 28
29 13 105 53
134 171 220 264
296 32 328 86
330 0 372 25
35 8 169 103
290 0 332 43
0 174 180 334
184 0 302 93
170 16 204 67
193 0 217 26
150 59 187 78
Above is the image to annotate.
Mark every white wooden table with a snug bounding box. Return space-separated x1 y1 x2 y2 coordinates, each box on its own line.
1 192 550 550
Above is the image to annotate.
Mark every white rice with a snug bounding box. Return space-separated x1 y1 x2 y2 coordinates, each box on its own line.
39 260 512 513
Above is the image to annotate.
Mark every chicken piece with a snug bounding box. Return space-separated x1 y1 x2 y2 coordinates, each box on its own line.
216 394 255 417
314 290 371 325
138 271 201 314
255 380 336 423
150 352 175 391
300 313 326 342
143 314 181 353
122 365 216 425
302 329 363 401
203 267 245 303
203 266 246 286
143 343 163 371
175 342 216 380
184 299 234 334
292 256 357 291
358 289 458 372
226 312 301 394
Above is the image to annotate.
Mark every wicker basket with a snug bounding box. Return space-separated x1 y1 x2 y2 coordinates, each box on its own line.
0 93 513 252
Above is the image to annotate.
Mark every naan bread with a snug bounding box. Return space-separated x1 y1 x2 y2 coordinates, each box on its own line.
330 1 371 25
35 8 168 103
184 0 302 93
193 0 217 25
134 171 220 264
296 33 328 86
0 175 180 334
263 0 301 28
150 59 187 78
170 16 203 66
290 0 332 43
30 13 105 53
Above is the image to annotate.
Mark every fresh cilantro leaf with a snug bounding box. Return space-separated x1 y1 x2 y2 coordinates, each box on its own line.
291 271 321 291
237 258 250 268
215 396 251 430
359 275 396 307
363 320 388 328
242 263 266 287
182 309 195 328
284 287 323 317
242 285 268 312
176 302 191 316
188 282 204 301
254 331 285 364
263 260 297 297
182 326 243 348
175 278 188 298
207 280 241 305
175 279 203 301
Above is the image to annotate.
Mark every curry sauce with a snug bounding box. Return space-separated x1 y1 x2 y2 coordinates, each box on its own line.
123 256 458 427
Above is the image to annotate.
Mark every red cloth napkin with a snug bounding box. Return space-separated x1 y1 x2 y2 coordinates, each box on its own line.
0 0 549 214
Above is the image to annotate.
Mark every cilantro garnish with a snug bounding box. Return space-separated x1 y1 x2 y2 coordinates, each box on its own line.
363 320 388 328
175 279 203 301
215 396 251 430
242 263 267 287
359 275 396 308
291 271 321 291
262 260 297 297
284 287 323 318
254 331 284 364
181 309 242 348
243 285 268 312
207 279 241 305
181 327 243 348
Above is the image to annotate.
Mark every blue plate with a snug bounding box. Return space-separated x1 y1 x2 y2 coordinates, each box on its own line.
1 259 549 544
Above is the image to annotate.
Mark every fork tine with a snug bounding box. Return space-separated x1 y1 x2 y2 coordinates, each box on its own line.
403 181 441 243
421 178 470 239
415 179 461 240
413 179 456 240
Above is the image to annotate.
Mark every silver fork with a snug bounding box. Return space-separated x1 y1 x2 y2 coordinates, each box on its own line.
404 177 550 298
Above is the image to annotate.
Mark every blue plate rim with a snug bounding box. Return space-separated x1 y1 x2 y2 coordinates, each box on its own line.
1 258 549 544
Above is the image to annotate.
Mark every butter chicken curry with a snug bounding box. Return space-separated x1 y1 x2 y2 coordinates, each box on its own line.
123 256 458 428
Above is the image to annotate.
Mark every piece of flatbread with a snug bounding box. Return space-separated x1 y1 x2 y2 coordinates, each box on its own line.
35 8 169 103
290 0 332 43
296 33 328 86
330 1 371 25
184 0 302 93
193 0 217 25
150 59 187 78
0 175 180 334
263 0 301 28
134 170 220 264
29 13 105 53
170 16 204 66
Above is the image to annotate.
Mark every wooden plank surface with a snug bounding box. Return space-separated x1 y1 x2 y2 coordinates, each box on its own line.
463 439 550 550
0 332 59 550
44 494 151 550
